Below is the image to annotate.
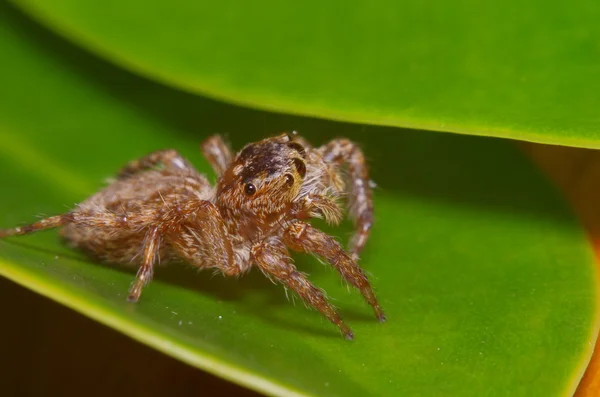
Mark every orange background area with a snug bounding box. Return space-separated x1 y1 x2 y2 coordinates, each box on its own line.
523 143 600 396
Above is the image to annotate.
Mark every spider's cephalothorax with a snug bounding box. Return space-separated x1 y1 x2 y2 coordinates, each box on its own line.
0 133 384 339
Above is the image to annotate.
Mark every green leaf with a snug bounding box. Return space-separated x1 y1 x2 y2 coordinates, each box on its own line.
0 5 598 397
9 0 600 148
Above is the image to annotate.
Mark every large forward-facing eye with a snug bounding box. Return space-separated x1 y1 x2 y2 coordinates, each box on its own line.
284 174 294 187
244 182 256 196
293 158 306 178
287 141 306 158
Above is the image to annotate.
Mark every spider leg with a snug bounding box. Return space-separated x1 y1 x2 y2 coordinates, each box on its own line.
318 139 373 259
284 222 385 322
117 149 197 179
201 135 233 176
0 214 71 238
167 199 244 276
251 240 354 340
127 227 160 301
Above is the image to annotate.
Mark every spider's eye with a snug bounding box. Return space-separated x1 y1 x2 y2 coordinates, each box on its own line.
244 183 256 196
293 158 306 178
284 174 294 187
287 141 306 159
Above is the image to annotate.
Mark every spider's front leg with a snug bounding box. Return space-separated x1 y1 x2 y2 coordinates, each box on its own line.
132 198 243 300
251 240 354 340
167 199 243 277
318 139 373 260
284 221 385 322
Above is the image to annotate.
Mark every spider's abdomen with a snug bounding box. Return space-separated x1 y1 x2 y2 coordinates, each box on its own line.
61 170 213 266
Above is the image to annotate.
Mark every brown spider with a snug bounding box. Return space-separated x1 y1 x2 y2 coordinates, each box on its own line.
0 133 384 339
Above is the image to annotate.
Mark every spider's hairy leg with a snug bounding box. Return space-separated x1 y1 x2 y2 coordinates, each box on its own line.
201 135 233 176
0 213 71 239
117 149 197 179
284 222 385 323
318 139 373 259
167 200 243 276
251 240 354 340
127 227 160 302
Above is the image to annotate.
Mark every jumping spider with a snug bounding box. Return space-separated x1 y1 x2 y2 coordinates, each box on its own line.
0 133 385 339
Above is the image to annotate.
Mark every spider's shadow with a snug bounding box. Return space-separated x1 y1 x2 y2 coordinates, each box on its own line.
147 227 377 333
158 266 374 338
4 235 371 339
